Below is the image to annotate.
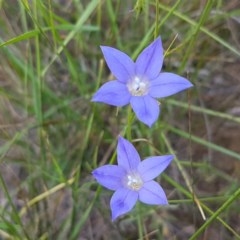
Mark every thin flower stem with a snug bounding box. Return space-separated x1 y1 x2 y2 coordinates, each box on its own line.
126 106 134 141
137 203 144 240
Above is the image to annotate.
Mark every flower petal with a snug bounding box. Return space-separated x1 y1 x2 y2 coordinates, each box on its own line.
110 188 138 221
91 80 131 106
130 95 160 127
101 46 135 83
135 37 163 79
138 155 173 181
149 72 193 98
117 136 141 172
139 180 168 205
92 165 126 191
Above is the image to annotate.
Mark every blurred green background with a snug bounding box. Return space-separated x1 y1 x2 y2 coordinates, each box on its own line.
0 0 240 239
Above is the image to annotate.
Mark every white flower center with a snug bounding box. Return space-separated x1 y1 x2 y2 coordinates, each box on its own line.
127 76 149 96
125 172 143 191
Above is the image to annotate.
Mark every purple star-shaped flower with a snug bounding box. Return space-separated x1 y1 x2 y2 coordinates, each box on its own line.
92 37 193 127
92 136 173 221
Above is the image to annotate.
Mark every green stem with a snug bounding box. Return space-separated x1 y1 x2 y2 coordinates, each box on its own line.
167 99 240 124
163 174 240 238
137 204 143 240
179 0 214 72
168 126 240 161
126 106 134 141
0 173 30 239
189 187 240 240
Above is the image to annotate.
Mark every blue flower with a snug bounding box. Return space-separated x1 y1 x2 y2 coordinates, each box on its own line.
92 136 173 221
92 37 193 127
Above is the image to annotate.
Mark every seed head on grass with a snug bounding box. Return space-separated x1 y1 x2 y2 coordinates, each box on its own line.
92 136 173 220
92 37 193 127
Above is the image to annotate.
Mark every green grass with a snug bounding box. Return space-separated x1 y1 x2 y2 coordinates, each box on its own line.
0 0 240 239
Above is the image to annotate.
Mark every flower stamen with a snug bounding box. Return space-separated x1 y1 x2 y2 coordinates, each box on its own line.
125 173 143 191
127 76 149 96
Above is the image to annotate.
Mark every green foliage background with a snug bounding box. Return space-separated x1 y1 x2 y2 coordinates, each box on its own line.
0 0 240 239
